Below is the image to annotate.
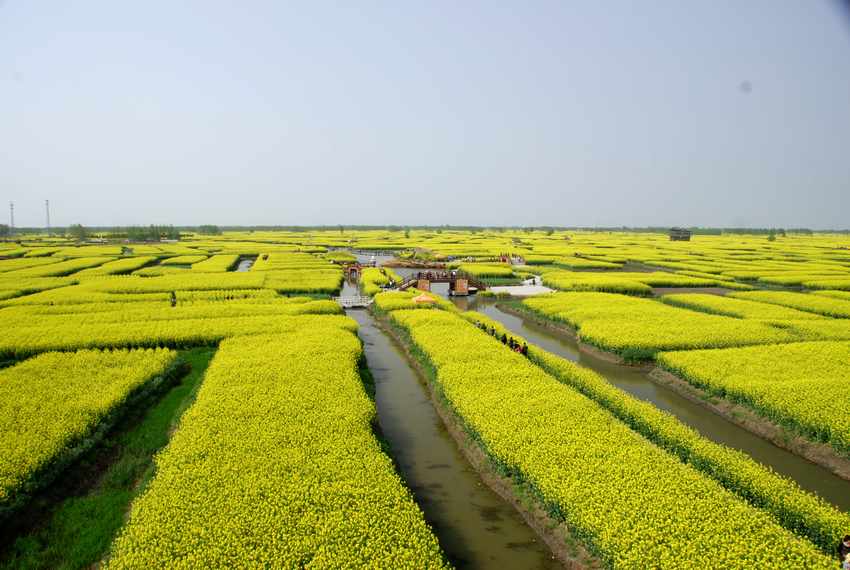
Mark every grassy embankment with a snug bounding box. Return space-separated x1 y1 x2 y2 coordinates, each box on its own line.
0 348 215 570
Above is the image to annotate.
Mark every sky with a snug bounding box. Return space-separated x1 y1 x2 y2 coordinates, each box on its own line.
1 1 849 229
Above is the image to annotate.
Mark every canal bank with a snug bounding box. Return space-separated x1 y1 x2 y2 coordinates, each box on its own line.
348 309 581 569
450 296 850 513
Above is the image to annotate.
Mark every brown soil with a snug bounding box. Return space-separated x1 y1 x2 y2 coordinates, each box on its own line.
648 368 850 481
373 314 601 570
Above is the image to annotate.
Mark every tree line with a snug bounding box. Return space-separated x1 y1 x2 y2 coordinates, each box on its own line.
3 224 845 240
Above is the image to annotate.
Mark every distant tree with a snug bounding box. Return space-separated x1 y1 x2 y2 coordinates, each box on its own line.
338 224 344 234
198 224 222 235
404 227 410 238
767 230 777 242
125 225 180 241
436 228 443 234
778 228 787 237
545 228 554 236
0 224 9 239
68 224 88 241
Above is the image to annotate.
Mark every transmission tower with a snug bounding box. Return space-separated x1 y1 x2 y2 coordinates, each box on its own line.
9 202 13 236
45 200 51 236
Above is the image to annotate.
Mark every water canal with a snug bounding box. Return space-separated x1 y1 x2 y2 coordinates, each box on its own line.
451 295 850 513
344 251 850 518
348 310 561 569
234 256 256 272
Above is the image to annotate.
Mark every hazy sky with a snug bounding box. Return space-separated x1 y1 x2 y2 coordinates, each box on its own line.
1 1 849 229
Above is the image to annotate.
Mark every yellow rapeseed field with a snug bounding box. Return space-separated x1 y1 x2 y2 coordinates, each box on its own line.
105 328 447 568
390 309 833 568
0 348 177 513
658 341 850 456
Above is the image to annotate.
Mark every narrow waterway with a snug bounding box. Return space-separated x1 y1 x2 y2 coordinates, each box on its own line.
234 256 256 272
340 278 359 297
364 254 850 512
351 251 396 267
452 296 850 513
348 310 561 569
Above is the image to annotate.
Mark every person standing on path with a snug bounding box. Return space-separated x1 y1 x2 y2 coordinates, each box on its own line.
839 535 850 565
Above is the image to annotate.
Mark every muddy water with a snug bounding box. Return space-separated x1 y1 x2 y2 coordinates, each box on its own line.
452 296 850 513
348 310 561 569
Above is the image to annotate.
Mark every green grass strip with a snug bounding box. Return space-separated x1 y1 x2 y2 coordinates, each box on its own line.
0 348 215 570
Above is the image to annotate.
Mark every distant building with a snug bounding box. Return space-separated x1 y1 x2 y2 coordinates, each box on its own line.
669 227 692 241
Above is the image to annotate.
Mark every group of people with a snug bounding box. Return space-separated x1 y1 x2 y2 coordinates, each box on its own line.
474 321 529 356
471 317 850 570
496 253 524 264
840 535 850 569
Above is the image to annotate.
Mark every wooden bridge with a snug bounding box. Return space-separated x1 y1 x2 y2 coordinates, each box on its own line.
398 271 487 296
333 295 374 308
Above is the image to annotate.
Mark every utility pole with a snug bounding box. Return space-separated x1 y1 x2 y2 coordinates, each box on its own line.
45 199 51 236
9 202 14 237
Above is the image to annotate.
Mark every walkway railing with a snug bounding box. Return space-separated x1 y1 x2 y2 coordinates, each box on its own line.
397 271 487 292
333 295 374 308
